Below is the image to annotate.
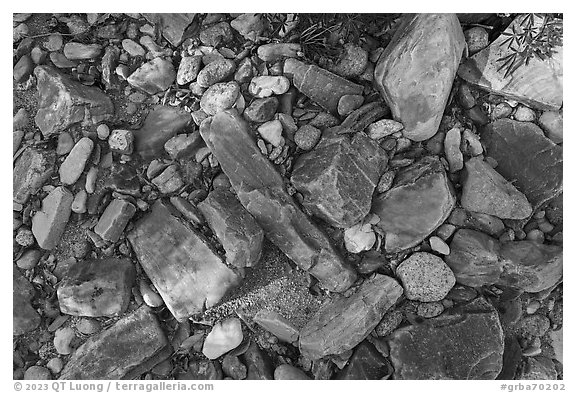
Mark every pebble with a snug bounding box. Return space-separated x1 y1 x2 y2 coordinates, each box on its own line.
464 27 489 55
416 301 444 318
199 22 234 47
139 281 164 308
462 129 483 156
444 127 463 172
75 318 101 335
122 39 145 57
30 47 47 64
54 327 75 355
257 120 284 147
519 314 551 337
526 300 541 315
396 252 456 302
96 124 110 140
327 43 368 78
59 137 94 185
197 58 236 88
457 83 476 109
538 111 562 143
338 94 364 117
44 34 63 51
249 76 290 98
71 190 88 214
294 125 321 150
374 309 404 337
367 119 403 140
522 346 542 357
538 220 554 233
46 358 63 374
200 81 241 116
274 364 310 380
492 102 513 119
234 57 254 83
230 13 265 41
50 52 77 68
257 43 301 62
429 236 450 255
243 97 279 123
108 129 134 155
177 55 202 85
85 167 98 194
202 318 244 360
222 354 247 380
16 249 42 269
16 227 35 247
526 229 545 243
513 105 536 122
344 223 376 253
377 170 395 193
63 42 102 60
24 366 51 380
56 132 75 156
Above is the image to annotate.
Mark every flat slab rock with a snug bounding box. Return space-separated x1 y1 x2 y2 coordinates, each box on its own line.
127 200 241 321
13 148 55 205
59 306 171 380
371 156 456 252
200 110 357 293
388 297 504 379
291 131 387 228
298 274 403 360
374 13 465 141
445 228 562 292
31 186 73 250
57 258 136 317
458 14 563 111
481 119 562 209
34 66 114 137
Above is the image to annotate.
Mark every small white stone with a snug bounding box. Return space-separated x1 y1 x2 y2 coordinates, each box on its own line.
202 318 243 360
85 167 98 194
367 119 403 140
257 120 284 147
96 124 110 140
54 327 75 355
139 281 164 308
429 236 450 255
344 223 376 254
513 105 536 122
248 76 290 98
108 129 134 155
71 190 88 214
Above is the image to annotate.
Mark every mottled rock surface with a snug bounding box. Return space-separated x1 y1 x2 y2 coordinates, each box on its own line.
13 267 41 335
396 252 456 302
31 186 73 250
13 148 55 204
127 58 176 94
143 13 196 47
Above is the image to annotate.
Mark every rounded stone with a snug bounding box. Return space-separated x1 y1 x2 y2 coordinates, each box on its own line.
538 111 562 143
429 236 450 255
139 281 164 308
513 105 536 122
416 301 444 318
16 249 42 269
492 102 513 119
200 82 240 116
96 124 110 140
24 365 52 380
75 318 101 335
56 132 75 155
202 318 244 360
274 364 310 380
464 27 489 55
54 327 75 355
108 129 134 154
122 39 146 57
327 43 368 78
46 358 63 374
196 58 236 88
374 309 404 337
337 94 364 117
396 252 456 302
16 227 35 247
243 97 279 123
294 125 321 151
519 314 551 337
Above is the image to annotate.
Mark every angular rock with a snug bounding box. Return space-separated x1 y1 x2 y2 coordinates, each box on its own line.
447 207 505 237
151 165 184 194
374 14 465 141
517 356 557 380
284 58 363 114
200 110 357 292
63 42 102 60
396 252 456 302
127 58 176 94
202 318 243 359
127 201 241 321
177 55 202 85
57 258 135 317
32 186 73 250
199 22 233 47
388 297 504 379
164 132 202 160
13 267 41 335
94 199 137 243
134 105 191 160
198 188 264 268
481 119 563 209
108 129 134 155
13 148 55 204
372 156 456 252
143 13 196 47
197 58 236 88
231 13 265 41
338 102 389 135
336 340 393 380
59 137 94 185
59 306 171 380
458 14 563 111
243 97 278 123
291 131 387 228
253 309 299 343
34 66 114 136
299 274 403 359
200 81 241 116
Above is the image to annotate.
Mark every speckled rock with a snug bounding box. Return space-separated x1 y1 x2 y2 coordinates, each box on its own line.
24 366 51 380
197 58 236 88
177 55 202 85
243 97 278 123
13 148 55 204
464 26 489 55
200 81 240 116
249 76 290 98
396 252 456 302
63 42 102 60
294 124 321 150
199 22 233 47
327 43 369 78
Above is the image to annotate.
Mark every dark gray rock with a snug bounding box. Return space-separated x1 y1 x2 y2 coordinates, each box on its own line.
335 340 393 380
447 207 505 237
94 199 137 243
242 342 274 380
143 13 196 47
177 360 223 380
13 148 55 205
13 267 41 335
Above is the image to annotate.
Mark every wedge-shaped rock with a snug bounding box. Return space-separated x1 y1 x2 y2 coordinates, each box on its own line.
481 119 562 209
143 13 196 47
127 200 241 321
34 66 114 137
372 156 456 252
127 58 176 95
32 186 73 250
291 131 387 228
461 157 532 220
374 14 465 141
13 148 55 204
458 14 563 111
335 340 393 380
388 297 504 379
13 266 41 335
200 110 357 293
134 105 191 160
299 274 403 359
59 306 171 380
445 229 563 292
284 58 363 114
198 188 264 268
57 258 136 317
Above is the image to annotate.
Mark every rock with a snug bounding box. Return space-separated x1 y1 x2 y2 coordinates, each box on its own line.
336 341 393 380
243 97 278 123
127 201 241 321
429 236 450 255
14 54 33 82
222 354 247 379
444 127 463 172
197 58 236 88
258 43 301 62
134 105 191 160
44 34 63 51
374 14 465 141
457 83 476 109
481 119 562 209
372 156 456 252
63 42 102 60
447 208 505 237
200 110 357 292
461 156 532 219
518 314 550 337
253 310 299 343
32 187 73 250
492 102 513 119
326 43 368 78
299 274 403 359
234 57 254 83
13 148 55 204
59 306 171 380
94 199 137 242
249 76 290 98
338 102 390 134
257 120 283 147
366 119 403 140
50 52 77 68
164 132 202 160
54 327 75 355
374 309 404 337
105 163 141 196
200 81 241 116
231 13 265 41
178 360 223 380
517 356 557 380
177 55 202 85
284 58 363 114
127 58 176 94
389 298 504 379
294 124 321 150
108 129 134 155
142 13 196 47
396 252 455 302
539 111 563 144
292 132 387 228
57 258 135 317
458 14 562 111
121 39 145 57
96 124 110 140
549 328 562 363
15 227 34 247
202 318 244 359
139 281 164 308
464 26 489 55
46 358 64 374
513 105 536 122
462 129 483 156
198 188 264 268
274 364 310 380
13 267 41 335
75 318 101 335
338 94 364 117
34 66 114 137
344 222 376 254
16 249 42 269
151 165 184 194
59 137 94 185
24 366 51 380
242 342 274 380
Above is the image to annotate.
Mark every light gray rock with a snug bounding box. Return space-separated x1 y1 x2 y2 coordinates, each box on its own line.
32 187 73 250
59 137 94 185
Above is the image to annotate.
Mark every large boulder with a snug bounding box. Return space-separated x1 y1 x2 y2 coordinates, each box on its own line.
34 66 114 137
291 131 387 228
371 156 456 252
388 297 504 379
374 14 465 141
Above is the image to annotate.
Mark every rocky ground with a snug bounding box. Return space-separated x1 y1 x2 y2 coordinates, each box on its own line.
13 13 563 381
